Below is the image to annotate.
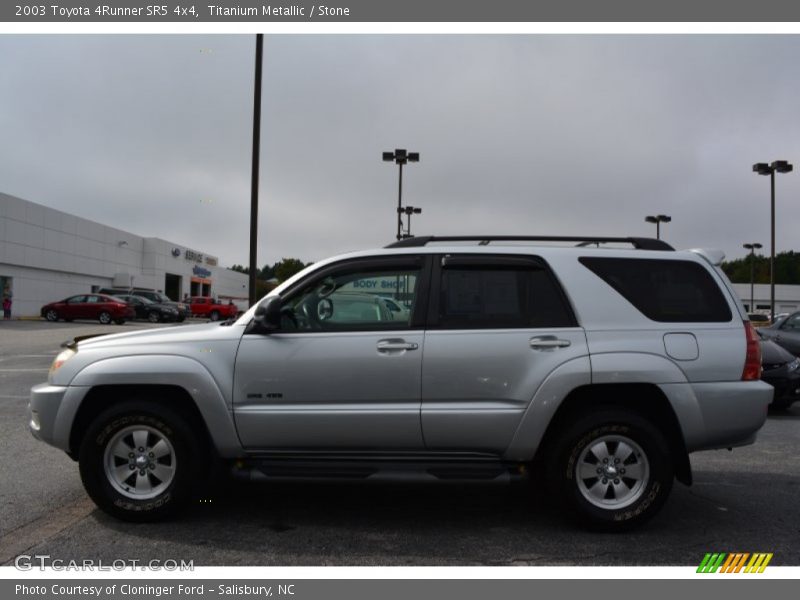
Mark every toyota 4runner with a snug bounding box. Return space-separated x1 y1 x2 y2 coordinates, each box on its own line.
28 235 772 530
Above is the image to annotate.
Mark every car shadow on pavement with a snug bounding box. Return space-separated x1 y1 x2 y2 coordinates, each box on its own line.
76 468 800 566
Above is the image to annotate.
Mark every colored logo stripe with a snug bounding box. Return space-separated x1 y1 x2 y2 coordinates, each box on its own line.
697 553 773 573
697 553 726 573
745 553 773 573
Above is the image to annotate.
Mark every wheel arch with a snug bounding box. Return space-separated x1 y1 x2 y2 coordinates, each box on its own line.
68 384 215 461
533 383 692 486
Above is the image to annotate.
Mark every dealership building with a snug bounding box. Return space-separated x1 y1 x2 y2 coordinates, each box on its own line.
0 192 249 318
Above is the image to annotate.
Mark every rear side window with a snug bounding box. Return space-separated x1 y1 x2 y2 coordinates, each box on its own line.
579 257 732 323
438 262 575 329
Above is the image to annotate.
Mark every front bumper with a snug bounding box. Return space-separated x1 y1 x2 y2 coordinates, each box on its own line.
28 383 90 453
28 383 68 446
762 366 800 403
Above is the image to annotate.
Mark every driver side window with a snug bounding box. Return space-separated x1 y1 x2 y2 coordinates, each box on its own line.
282 266 420 332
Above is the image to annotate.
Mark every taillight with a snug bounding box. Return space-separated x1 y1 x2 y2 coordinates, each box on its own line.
742 321 762 381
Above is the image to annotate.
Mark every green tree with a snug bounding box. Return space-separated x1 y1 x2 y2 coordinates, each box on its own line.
272 258 311 282
722 251 800 285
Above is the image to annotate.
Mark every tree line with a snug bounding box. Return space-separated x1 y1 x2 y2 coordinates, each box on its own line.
721 251 800 284
228 258 311 297
228 252 800 288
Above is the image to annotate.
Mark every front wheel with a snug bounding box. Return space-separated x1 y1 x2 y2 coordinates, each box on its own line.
545 409 673 531
209 310 220 322
147 311 160 323
98 311 112 325
78 401 202 521
45 309 59 322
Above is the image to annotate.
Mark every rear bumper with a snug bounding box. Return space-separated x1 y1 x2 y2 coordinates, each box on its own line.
659 381 772 452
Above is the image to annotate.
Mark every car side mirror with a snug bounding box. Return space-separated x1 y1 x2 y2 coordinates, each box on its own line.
253 296 282 331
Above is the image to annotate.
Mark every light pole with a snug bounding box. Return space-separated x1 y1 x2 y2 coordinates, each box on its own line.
743 242 763 313
753 160 793 321
645 214 671 240
248 34 263 307
383 149 420 240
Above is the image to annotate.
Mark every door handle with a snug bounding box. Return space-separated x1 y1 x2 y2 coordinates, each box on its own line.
377 339 419 352
529 336 571 350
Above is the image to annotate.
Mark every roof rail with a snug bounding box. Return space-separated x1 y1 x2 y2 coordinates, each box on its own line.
385 236 674 251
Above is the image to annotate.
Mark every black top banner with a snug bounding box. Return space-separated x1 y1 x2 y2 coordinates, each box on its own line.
3 0 800 23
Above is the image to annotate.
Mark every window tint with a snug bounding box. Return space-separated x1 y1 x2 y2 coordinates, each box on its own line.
284 268 420 331
579 257 732 323
438 265 574 329
66 295 86 304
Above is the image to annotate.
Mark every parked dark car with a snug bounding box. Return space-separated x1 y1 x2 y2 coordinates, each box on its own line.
759 331 800 410
758 310 800 356
41 294 135 325
96 288 189 322
113 294 180 323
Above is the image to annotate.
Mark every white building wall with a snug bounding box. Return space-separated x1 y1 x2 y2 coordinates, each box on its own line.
730 283 800 315
1 193 248 318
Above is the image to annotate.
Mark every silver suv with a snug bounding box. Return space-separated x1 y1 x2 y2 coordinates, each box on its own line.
28 236 772 530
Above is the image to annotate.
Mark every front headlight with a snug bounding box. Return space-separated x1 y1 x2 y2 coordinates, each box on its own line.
50 348 76 377
788 358 800 372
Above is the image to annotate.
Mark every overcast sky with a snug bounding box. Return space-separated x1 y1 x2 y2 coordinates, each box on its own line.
2 34 800 267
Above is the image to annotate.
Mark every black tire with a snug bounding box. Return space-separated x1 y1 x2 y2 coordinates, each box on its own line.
147 311 160 323
78 400 203 522
115 319 126 325
44 309 59 322
177 316 186 323
98 311 112 325
209 310 220 322
544 408 673 531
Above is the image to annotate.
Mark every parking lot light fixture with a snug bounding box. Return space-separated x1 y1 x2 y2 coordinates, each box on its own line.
743 242 763 313
401 206 422 238
753 160 793 322
383 149 420 240
644 214 671 240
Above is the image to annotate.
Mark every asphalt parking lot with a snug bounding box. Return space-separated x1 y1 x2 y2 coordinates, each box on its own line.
1 320 799 567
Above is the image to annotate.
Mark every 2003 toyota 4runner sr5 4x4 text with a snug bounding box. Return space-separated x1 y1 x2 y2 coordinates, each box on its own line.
29 235 772 530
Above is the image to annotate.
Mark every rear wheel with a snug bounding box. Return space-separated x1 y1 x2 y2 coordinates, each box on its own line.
545 409 673 531
98 311 112 325
147 311 160 323
78 401 202 521
209 310 220 322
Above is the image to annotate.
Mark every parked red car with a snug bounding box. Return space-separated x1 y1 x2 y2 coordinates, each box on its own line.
188 296 238 321
41 294 135 324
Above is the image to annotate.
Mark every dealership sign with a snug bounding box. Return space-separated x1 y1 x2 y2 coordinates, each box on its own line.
193 265 212 278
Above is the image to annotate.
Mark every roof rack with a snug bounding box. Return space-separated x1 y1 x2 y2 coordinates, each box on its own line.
385 236 674 251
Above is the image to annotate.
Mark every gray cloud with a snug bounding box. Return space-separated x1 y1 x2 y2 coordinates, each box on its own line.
1 34 799 266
